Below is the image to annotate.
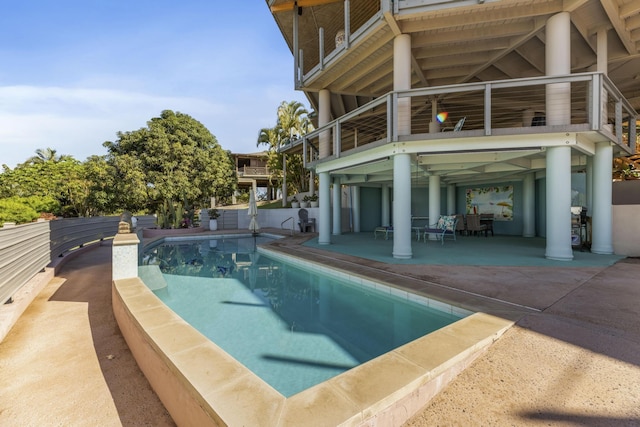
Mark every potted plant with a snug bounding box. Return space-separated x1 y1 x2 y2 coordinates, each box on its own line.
301 195 310 208
209 208 219 231
308 193 319 208
290 196 300 208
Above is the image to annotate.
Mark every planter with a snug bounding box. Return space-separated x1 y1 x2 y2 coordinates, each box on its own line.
300 201 309 208
310 201 319 208
209 219 218 231
291 202 300 208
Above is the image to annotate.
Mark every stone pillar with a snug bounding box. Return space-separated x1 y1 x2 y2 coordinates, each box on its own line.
112 233 140 281
392 153 412 259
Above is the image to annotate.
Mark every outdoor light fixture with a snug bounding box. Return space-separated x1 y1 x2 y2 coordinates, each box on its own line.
436 112 448 123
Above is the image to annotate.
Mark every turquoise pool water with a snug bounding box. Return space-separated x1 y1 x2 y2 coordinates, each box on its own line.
141 236 468 397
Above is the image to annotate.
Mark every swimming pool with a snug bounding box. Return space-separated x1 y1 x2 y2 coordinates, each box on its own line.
141 236 469 397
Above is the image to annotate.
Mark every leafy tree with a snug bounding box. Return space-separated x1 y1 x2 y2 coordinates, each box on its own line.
103 110 236 216
0 149 87 217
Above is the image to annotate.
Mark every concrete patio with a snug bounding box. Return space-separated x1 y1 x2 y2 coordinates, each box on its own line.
1 230 639 426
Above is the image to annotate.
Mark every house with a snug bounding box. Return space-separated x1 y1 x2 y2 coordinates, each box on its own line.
267 0 639 260
231 152 274 202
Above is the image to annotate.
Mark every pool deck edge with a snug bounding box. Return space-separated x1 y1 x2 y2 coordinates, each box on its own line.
113 276 513 427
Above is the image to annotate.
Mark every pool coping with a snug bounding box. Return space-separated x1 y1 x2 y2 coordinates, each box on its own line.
113 239 520 426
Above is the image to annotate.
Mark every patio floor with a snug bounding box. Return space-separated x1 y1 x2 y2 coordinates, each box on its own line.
1 229 639 426
302 232 624 267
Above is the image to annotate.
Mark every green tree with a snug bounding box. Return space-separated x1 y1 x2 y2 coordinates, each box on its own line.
0 150 87 217
103 110 236 216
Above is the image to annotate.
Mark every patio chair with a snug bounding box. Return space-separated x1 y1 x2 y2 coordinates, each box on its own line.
455 214 465 235
441 116 466 132
423 215 458 245
298 208 316 233
466 214 487 237
374 225 393 240
479 213 494 236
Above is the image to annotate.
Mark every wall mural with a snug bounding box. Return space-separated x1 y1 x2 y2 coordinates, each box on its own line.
466 185 513 221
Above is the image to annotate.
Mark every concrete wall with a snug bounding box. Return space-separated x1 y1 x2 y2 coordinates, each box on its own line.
612 180 640 256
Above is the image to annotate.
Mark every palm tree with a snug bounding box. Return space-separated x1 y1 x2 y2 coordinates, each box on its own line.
26 148 72 164
257 101 314 195
276 100 309 144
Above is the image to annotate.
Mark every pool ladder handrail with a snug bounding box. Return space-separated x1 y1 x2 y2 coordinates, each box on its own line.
281 217 295 235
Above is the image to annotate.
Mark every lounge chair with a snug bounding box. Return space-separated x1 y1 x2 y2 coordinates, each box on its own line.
298 208 316 232
423 215 458 245
442 116 466 132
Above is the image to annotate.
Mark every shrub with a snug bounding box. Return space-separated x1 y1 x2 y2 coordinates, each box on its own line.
0 198 39 226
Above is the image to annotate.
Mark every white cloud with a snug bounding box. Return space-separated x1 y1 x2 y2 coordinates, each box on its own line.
0 83 308 168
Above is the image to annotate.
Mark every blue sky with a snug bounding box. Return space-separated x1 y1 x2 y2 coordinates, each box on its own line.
0 0 309 168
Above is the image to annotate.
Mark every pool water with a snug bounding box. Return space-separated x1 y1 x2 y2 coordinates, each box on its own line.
141 236 467 397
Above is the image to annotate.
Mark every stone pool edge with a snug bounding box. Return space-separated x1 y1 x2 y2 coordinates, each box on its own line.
112 275 514 426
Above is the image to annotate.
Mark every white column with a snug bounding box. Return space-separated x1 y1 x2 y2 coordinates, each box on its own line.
309 170 316 197
429 98 441 133
545 146 573 260
281 153 287 207
428 174 441 240
586 157 593 217
393 153 412 259
352 186 361 233
319 89 331 158
447 183 456 215
546 12 571 126
544 11 573 260
332 178 341 235
392 33 412 256
522 173 535 237
394 34 411 136
318 171 331 244
381 184 391 227
591 142 613 254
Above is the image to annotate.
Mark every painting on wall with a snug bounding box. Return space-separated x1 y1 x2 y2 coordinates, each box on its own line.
466 186 513 221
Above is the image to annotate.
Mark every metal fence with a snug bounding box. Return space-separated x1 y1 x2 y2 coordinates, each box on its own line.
0 215 155 304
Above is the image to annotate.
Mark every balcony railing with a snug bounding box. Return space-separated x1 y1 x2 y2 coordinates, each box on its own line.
237 166 269 177
283 73 637 163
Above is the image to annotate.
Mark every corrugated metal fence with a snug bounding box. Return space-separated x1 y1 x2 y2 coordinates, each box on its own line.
0 215 156 304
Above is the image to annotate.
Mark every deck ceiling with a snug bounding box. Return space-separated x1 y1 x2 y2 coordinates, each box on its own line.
268 0 640 120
